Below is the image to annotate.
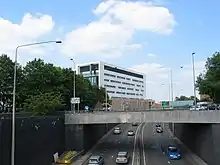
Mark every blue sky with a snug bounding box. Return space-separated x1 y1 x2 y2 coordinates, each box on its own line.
0 0 219 101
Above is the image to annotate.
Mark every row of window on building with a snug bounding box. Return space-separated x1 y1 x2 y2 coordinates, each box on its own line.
104 73 144 83
104 84 144 92
104 79 144 88
107 90 143 96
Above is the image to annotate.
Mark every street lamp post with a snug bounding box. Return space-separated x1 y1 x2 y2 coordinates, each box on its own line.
169 68 174 136
11 40 62 165
105 89 108 111
170 68 174 103
192 52 197 110
70 59 76 113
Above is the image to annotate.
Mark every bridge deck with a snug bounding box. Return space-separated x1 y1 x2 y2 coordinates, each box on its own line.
65 110 220 124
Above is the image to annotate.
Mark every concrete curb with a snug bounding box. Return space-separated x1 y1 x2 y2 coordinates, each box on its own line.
73 124 122 165
164 124 208 165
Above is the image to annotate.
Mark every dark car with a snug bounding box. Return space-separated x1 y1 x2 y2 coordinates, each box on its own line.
155 123 161 127
132 122 138 126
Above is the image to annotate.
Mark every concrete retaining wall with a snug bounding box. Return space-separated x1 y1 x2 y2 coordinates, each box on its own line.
0 114 117 165
170 123 220 165
0 116 65 165
65 123 117 152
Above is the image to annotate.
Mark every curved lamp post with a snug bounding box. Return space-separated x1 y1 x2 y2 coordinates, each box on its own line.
11 40 62 165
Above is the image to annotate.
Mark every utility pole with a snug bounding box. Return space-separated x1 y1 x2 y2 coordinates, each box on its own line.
192 52 197 110
70 58 76 113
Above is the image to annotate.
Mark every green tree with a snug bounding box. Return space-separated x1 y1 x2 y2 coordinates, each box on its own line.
0 56 109 114
23 92 64 115
175 96 191 101
0 54 23 112
196 52 220 103
22 58 63 96
21 58 108 113
175 96 199 105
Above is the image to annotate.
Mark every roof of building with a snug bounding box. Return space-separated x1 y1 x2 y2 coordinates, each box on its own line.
76 61 145 76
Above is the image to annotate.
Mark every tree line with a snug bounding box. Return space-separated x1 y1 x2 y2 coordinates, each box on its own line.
175 95 199 102
196 52 220 103
0 54 109 115
175 52 220 103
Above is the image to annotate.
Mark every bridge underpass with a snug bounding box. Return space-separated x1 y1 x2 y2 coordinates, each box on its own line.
65 110 220 124
170 123 220 165
1 112 219 165
64 110 220 165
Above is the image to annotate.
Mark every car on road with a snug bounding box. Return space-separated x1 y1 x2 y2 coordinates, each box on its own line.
113 127 121 134
132 122 138 126
155 123 161 127
55 151 77 164
127 130 134 136
88 155 104 165
115 151 129 164
167 146 181 160
156 127 163 133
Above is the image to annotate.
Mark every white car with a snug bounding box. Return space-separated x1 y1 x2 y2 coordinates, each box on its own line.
113 127 121 134
127 130 134 136
115 152 129 164
190 106 201 111
156 127 163 133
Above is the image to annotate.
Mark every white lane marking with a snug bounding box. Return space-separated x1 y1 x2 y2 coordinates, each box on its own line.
131 123 142 165
142 123 147 165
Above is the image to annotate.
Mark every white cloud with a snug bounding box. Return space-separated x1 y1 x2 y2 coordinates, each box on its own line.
147 53 156 57
61 0 176 58
130 61 206 102
0 13 55 60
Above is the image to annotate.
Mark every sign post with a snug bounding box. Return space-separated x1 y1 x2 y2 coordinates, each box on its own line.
70 97 80 113
161 101 169 109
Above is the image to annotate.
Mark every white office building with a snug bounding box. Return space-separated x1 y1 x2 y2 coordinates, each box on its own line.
76 61 146 99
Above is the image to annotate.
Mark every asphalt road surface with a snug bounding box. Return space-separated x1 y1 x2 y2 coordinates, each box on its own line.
82 123 136 165
80 123 203 165
141 123 196 165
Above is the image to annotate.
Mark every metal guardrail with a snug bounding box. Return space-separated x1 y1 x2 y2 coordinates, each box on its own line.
64 108 191 114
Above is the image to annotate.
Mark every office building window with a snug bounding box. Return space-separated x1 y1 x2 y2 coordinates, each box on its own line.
110 80 121 84
104 79 109 82
104 85 116 88
107 91 115 93
104 73 116 77
117 76 125 79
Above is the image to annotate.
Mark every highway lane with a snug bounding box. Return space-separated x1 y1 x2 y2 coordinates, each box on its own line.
76 122 203 165
141 123 200 165
82 123 138 165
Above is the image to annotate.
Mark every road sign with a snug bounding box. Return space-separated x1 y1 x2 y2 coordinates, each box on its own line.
161 101 169 108
71 97 80 104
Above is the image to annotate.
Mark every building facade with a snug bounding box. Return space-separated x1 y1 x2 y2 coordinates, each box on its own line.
76 61 146 99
